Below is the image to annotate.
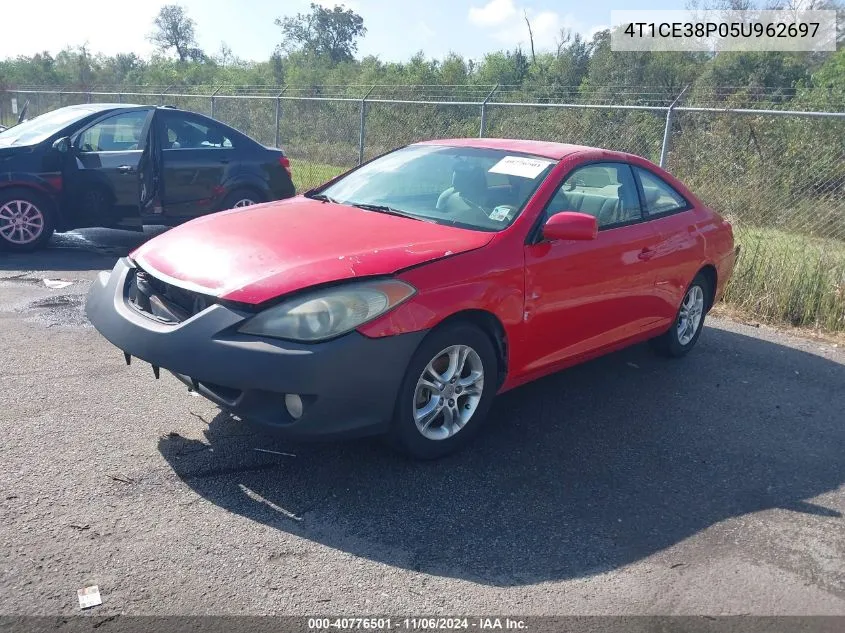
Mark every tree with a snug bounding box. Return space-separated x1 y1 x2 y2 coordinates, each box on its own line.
551 30 591 87
102 53 145 84
524 11 536 66
686 0 757 10
474 49 530 86
216 42 235 66
798 47 845 108
55 44 95 87
149 4 199 63
270 52 285 85
440 53 469 86
276 3 366 64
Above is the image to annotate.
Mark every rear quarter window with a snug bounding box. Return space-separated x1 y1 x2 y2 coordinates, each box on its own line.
635 167 689 216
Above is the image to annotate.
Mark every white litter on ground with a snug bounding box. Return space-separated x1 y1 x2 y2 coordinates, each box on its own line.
77 585 102 609
43 279 74 289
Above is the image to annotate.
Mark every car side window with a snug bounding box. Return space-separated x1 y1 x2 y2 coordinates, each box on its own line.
77 111 148 152
544 162 642 229
634 167 689 216
160 113 234 150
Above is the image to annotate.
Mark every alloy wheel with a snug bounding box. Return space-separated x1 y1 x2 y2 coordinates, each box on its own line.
677 284 705 346
0 199 45 245
413 344 485 441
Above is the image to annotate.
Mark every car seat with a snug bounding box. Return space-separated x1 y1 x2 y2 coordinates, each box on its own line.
436 164 489 213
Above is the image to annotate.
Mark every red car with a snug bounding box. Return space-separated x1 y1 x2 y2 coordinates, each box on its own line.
86 139 738 458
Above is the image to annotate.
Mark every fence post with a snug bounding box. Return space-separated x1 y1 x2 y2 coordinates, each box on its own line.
358 85 376 165
274 87 286 148
160 84 173 107
659 85 689 169
479 84 499 138
210 86 221 118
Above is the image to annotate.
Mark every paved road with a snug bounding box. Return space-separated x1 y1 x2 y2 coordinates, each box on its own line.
1 228 843 615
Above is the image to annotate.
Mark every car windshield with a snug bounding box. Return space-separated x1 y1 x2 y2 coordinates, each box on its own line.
316 144 556 232
0 107 92 147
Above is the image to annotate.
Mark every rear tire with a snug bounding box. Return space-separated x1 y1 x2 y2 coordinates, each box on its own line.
388 322 498 459
220 188 265 211
650 273 710 358
0 188 55 252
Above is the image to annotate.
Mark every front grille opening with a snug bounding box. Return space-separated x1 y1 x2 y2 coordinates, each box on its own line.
196 380 242 403
129 266 216 324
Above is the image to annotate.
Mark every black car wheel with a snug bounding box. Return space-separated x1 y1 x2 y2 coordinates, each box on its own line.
389 322 498 459
0 188 55 252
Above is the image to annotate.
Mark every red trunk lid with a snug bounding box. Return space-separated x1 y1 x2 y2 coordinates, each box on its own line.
131 197 493 304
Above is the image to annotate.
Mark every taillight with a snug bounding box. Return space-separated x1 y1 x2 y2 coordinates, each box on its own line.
279 155 291 177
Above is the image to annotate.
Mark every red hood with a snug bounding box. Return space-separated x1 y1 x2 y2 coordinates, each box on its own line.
131 197 493 304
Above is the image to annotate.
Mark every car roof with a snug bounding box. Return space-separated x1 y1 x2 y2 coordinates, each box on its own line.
414 137 613 160
59 103 145 112
59 103 223 116
57 103 216 117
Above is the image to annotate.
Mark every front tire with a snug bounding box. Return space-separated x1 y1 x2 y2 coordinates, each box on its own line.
389 322 498 459
651 273 710 358
0 188 55 252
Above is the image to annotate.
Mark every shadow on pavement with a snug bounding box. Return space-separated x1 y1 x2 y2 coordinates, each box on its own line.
0 227 166 272
159 325 845 586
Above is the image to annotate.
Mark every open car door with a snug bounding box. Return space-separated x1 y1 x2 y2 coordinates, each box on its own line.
65 107 156 229
138 110 162 222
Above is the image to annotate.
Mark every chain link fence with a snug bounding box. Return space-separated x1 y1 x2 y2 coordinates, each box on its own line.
1 87 843 330
665 109 845 330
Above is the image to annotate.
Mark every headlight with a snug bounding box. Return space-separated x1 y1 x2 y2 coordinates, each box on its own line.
238 279 416 342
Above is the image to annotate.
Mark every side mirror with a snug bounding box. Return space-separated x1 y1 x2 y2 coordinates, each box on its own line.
542 211 598 241
52 136 70 153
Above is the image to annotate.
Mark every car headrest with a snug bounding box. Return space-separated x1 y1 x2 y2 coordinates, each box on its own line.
452 165 488 196
643 185 661 205
206 130 224 146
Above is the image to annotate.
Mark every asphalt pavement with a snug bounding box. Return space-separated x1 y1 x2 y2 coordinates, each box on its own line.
0 228 843 615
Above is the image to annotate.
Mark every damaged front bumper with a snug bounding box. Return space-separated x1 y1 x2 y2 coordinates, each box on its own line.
85 258 426 438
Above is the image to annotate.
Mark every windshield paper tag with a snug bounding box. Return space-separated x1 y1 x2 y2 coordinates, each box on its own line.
489 156 554 179
489 206 511 221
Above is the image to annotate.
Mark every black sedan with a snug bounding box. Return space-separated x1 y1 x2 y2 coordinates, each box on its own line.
0 104 296 251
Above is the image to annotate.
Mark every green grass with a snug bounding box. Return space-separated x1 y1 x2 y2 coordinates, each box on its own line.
724 227 845 332
288 158 348 193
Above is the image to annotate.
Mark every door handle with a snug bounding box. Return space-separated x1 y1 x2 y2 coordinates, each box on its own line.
117 165 135 174
638 247 655 261
219 159 230 164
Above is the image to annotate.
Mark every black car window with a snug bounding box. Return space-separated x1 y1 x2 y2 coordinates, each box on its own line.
544 162 642 229
77 111 148 152
160 113 233 149
634 167 690 217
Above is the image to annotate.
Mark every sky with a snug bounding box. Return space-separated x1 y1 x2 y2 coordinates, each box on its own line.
1 0 689 63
